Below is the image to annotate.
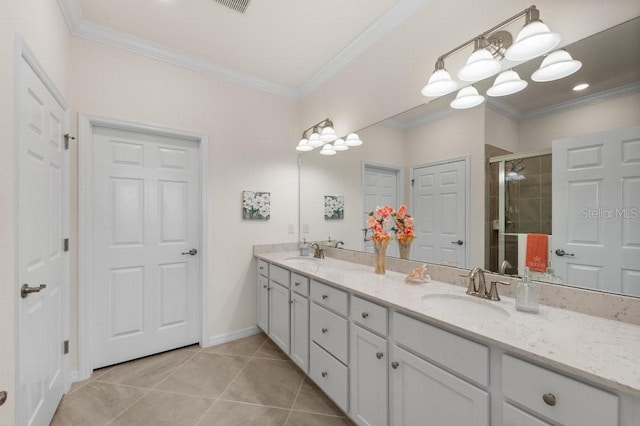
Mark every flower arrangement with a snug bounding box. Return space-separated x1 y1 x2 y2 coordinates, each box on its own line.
366 205 394 243
391 205 415 243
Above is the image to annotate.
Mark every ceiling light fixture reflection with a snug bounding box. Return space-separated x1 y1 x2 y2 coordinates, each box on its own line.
319 144 337 155
531 50 582 82
450 86 485 109
295 119 363 154
487 70 528 97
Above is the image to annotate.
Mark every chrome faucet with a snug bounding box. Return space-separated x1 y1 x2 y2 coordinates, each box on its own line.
499 260 512 275
334 240 344 248
310 242 325 259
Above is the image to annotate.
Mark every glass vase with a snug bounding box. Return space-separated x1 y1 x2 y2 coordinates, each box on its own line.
373 238 390 274
398 239 413 260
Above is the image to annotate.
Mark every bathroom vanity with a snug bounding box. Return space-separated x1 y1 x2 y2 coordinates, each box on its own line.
255 251 640 426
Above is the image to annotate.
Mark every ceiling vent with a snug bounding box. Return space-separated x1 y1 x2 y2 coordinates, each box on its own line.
212 0 251 14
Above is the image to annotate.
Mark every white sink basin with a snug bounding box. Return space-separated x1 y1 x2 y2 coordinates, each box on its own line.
421 293 510 319
283 256 319 266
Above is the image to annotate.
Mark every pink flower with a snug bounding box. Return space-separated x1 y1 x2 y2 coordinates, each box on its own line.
396 205 407 220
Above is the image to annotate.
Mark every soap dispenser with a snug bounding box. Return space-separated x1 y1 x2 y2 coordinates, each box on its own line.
299 238 309 256
516 267 539 313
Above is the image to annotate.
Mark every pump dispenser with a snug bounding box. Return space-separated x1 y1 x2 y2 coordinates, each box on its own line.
516 267 539 313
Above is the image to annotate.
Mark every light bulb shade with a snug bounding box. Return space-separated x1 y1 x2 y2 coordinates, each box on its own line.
486 70 528 97
531 50 582 82
320 144 336 155
320 126 338 142
450 86 485 109
457 48 502 82
421 69 458 97
506 21 560 61
345 133 363 147
332 138 349 151
296 138 313 152
308 132 324 147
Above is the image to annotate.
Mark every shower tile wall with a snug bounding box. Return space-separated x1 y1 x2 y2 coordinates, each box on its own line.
485 144 511 272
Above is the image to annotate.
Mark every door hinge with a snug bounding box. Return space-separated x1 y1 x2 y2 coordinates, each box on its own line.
63 340 69 355
64 134 75 150
63 238 69 252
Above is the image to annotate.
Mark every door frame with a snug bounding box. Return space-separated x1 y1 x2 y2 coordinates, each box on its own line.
78 114 210 380
14 35 71 422
409 156 470 267
361 161 404 251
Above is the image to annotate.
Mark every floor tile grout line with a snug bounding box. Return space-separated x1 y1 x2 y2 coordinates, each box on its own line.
283 376 306 426
104 387 155 426
150 348 202 391
193 396 220 426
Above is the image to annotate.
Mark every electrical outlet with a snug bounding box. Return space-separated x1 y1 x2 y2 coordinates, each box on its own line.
288 224 294 234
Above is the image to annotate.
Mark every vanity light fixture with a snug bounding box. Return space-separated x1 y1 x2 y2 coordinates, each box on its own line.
531 50 582 82
296 119 363 154
422 6 571 109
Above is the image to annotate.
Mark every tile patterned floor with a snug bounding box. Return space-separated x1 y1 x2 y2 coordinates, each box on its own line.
51 333 355 425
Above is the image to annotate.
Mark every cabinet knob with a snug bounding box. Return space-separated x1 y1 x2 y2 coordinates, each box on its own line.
322 294 328 300
391 361 399 369
321 371 328 378
263 284 268 289
542 393 556 406
295 282 300 286
321 328 328 334
361 312 369 319
376 352 384 359
289 300 293 305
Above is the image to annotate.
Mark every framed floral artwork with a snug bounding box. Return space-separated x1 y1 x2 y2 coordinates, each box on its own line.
242 191 270 220
324 195 344 220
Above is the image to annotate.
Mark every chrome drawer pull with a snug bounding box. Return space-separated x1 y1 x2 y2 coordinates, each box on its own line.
376 352 384 359
321 371 328 378
391 361 399 369
543 393 556 406
321 328 328 334
322 294 328 300
361 312 369 319
295 282 300 286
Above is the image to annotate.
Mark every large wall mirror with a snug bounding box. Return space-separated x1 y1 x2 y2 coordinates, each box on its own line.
299 17 640 297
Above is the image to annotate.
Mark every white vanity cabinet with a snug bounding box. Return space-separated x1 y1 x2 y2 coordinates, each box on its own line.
290 272 310 373
268 264 290 354
309 280 350 412
390 312 490 426
256 260 269 333
350 296 389 426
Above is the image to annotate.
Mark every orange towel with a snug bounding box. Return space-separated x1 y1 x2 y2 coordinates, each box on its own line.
526 234 548 272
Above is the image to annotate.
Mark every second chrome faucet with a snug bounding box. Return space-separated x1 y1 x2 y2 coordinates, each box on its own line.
462 267 510 301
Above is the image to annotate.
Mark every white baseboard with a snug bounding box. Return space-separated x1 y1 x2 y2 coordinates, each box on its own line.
207 325 261 348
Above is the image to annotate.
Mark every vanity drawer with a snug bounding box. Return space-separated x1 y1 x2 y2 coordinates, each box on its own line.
310 280 348 316
350 295 388 336
310 302 348 364
269 264 290 288
393 312 488 387
503 402 552 426
502 354 618 426
257 259 268 277
310 342 348 413
291 272 309 297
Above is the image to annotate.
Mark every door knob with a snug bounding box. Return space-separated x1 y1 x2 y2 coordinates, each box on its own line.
555 249 574 257
181 249 198 256
451 240 464 245
376 352 384 359
391 361 399 369
21 284 46 298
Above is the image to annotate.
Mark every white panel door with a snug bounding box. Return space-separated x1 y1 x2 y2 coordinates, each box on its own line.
17 57 67 426
412 160 467 266
552 125 640 294
363 165 399 256
92 126 200 368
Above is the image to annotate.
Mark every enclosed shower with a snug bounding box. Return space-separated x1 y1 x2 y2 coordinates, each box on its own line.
487 150 552 276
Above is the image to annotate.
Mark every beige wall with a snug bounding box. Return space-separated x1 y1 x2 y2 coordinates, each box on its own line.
1 1 73 423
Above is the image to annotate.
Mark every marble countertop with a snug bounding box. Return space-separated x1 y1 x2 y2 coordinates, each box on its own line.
256 251 640 398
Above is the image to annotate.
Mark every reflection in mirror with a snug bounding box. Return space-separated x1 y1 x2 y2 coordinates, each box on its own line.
299 18 640 297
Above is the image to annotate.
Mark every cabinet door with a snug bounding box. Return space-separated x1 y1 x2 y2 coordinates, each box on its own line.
268 281 290 354
351 324 388 426
390 346 489 426
257 275 269 333
290 292 309 373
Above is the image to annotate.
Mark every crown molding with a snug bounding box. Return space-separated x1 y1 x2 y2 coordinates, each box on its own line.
486 97 524 122
58 0 429 100
380 104 456 130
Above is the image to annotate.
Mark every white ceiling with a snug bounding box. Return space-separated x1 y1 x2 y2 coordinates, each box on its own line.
60 0 428 99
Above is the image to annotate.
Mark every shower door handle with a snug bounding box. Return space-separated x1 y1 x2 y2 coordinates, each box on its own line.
451 240 464 245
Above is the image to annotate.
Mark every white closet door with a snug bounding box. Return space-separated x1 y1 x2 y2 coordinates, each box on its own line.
363 165 399 256
552 125 640 295
91 126 201 368
412 160 467 267
17 56 67 426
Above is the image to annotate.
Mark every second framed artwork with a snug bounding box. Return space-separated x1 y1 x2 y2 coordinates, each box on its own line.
324 195 344 220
